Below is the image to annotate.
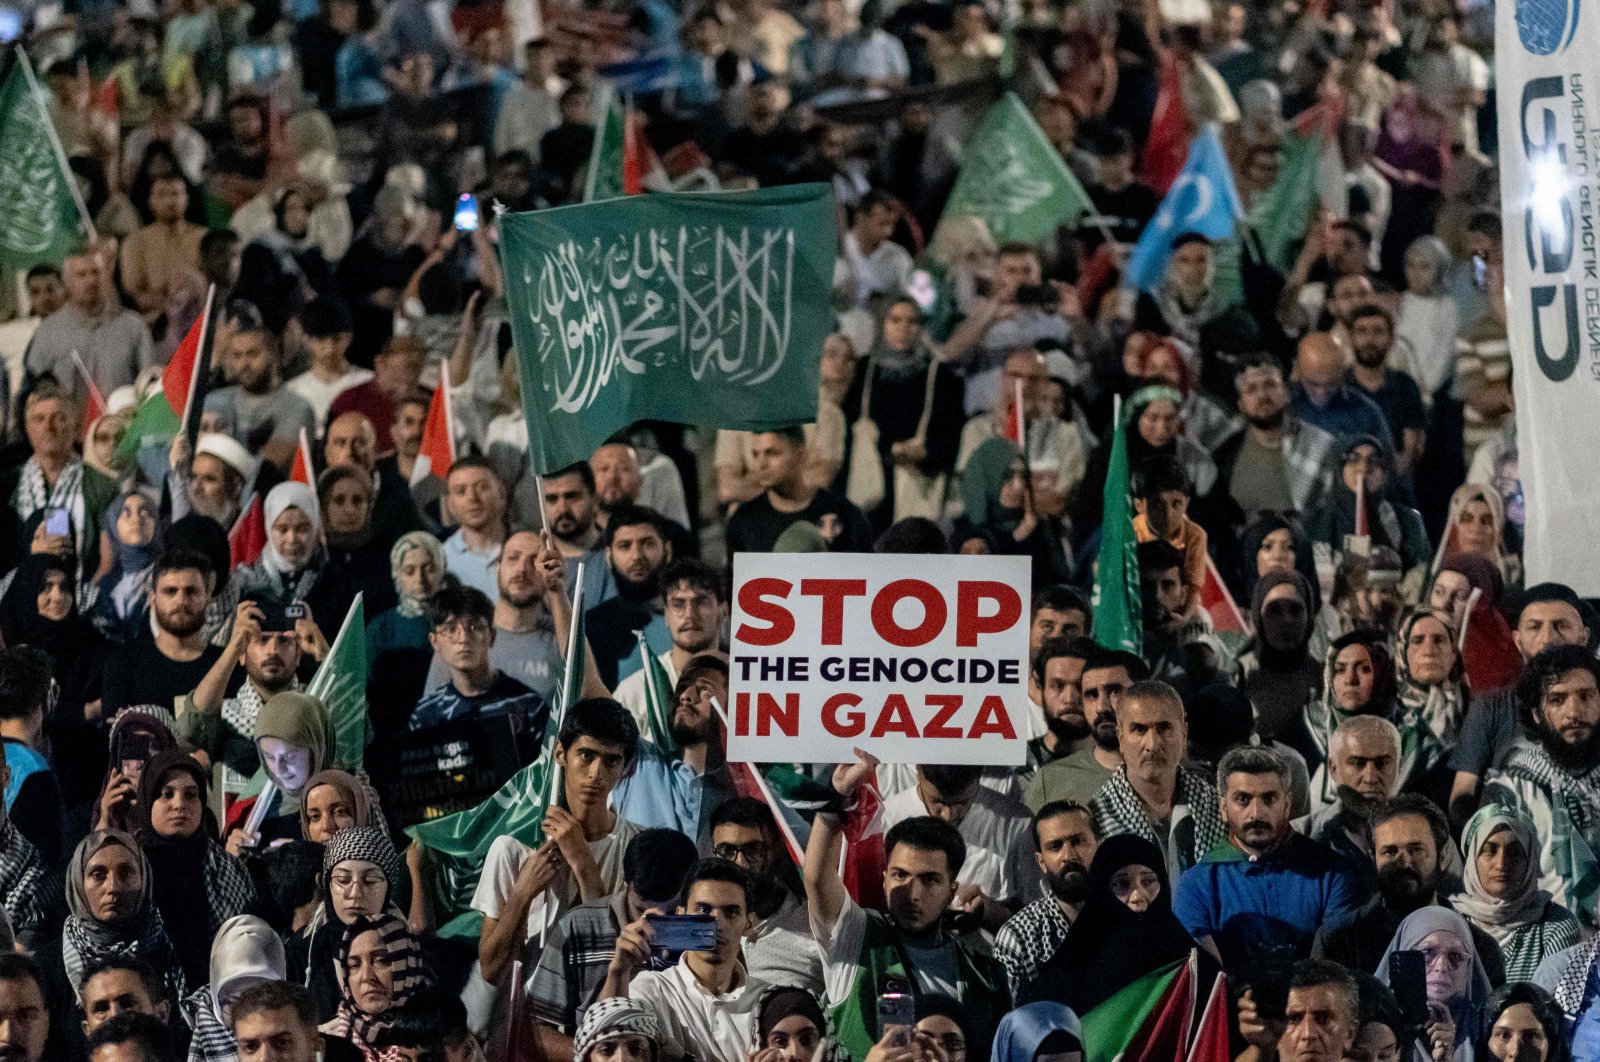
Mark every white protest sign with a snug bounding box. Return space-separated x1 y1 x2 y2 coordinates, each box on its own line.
727 553 1031 765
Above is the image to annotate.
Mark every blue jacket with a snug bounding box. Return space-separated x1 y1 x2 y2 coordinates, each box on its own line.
1173 831 1362 968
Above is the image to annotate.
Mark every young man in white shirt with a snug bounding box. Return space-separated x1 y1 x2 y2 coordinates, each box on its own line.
286 298 372 428
602 860 768 1062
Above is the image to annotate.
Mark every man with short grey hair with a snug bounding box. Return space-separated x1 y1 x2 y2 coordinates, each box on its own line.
1173 746 1361 967
1299 714 1402 892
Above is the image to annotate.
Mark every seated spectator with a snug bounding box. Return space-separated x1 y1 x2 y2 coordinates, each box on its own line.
322 913 433 1056
80 957 171 1035
204 325 317 473
289 300 372 430
440 459 510 600
179 916 286 1062
726 429 874 555
234 185 339 336
227 981 326 1062
103 550 224 718
1451 804 1580 983
993 801 1100 1001
1375 907 1492 1062
239 692 338 848
527 828 699 1047
474 698 641 985
1298 713 1403 894
64 830 187 1004
585 506 674 691
410 586 548 741
613 559 725 732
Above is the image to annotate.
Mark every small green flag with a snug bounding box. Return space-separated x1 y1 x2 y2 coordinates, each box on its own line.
1078 960 1183 1062
1248 129 1323 273
307 595 369 770
0 62 84 268
636 632 675 748
114 391 183 460
933 92 1094 246
1092 398 1143 656
583 83 626 203
500 184 835 474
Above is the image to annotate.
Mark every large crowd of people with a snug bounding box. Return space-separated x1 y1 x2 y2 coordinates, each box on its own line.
0 0 1579 1061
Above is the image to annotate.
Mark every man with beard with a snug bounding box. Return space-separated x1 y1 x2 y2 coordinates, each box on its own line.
409 586 550 752
881 765 1032 928
993 802 1099 1001
804 765 1010 1061
1290 332 1395 449
1174 747 1359 967
1025 649 1147 810
180 597 326 795
541 461 618 610
707 798 824 993
1021 636 1097 780
176 433 257 529
1344 305 1426 476
1296 714 1402 893
590 439 693 542
425 530 562 700
102 550 225 716
202 325 315 472
1450 584 1597 824
614 560 726 734
614 656 737 837
1208 353 1339 524
1486 646 1600 932
1088 680 1224 882
1312 794 1504 982
586 506 675 690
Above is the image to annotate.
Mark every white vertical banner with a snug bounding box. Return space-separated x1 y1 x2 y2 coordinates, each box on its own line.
1496 0 1600 594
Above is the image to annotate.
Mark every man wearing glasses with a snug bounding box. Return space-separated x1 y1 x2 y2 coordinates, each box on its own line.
408 585 549 744
708 797 824 994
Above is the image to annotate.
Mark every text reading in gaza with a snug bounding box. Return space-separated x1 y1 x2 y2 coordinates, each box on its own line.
733 578 1024 647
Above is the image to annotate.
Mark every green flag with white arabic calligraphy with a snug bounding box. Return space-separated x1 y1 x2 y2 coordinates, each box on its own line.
500 184 835 474
1091 399 1142 656
0 63 83 268
307 595 369 770
933 92 1094 246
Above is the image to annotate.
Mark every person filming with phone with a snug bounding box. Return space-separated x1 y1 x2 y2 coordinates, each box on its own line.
601 859 767 1062
178 594 327 793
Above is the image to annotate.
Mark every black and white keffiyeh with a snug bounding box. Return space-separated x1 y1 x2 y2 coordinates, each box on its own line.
1090 763 1226 867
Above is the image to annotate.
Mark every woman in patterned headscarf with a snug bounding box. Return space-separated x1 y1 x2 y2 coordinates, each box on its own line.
321 912 432 1060
63 829 186 1003
290 826 406 1022
1393 609 1468 807
1451 804 1580 983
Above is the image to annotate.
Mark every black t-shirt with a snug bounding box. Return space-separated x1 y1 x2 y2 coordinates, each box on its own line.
1349 368 1427 440
724 488 874 555
101 637 225 717
1082 180 1161 249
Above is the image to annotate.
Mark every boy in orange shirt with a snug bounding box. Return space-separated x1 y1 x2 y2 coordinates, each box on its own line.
1131 457 1208 614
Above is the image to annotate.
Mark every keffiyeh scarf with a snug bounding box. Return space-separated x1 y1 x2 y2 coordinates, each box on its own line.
1498 743 1600 839
16 458 88 580
1091 764 1225 870
0 819 54 940
181 986 239 1062
221 679 295 742
327 912 430 1050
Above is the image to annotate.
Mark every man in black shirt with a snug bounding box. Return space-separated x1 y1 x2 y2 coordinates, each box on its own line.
1080 127 1159 252
724 428 871 554
586 505 674 689
102 550 225 717
1346 304 1427 476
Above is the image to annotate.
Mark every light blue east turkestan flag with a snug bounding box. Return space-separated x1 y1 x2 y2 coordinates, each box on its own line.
1125 124 1244 293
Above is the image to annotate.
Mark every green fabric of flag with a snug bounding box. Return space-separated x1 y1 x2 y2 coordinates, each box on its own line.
636 632 675 748
1247 129 1322 273
583 85 626 203
115 392 182 460
1092 400 1143 656
0 64 84 268
1079 961 1183 1062
500 184 835 474
933 92 1094 246
306 595 369 770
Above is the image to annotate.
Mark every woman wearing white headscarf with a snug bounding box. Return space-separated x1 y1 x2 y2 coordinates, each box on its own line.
1451 804 1580 983
181 914 289 1062
231 481 353 639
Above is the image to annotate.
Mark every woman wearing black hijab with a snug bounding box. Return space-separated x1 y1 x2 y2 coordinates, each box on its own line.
1019 834 1212 1015
136 749 257 989
0 553 105 721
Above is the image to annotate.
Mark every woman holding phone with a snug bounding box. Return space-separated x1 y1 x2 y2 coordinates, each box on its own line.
1377 907 1492 1062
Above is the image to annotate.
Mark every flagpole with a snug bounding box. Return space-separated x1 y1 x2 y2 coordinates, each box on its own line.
68 348 104 409
581 79 615 202
182 284 217 445
14 46 98 245
707 695 806 866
